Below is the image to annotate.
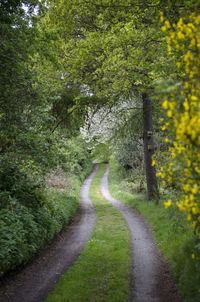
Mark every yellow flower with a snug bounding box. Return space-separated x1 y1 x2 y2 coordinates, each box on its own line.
191 95 198 101
192 207 199 215
183 101 189 111
177 202 186 212
191 221 197 229
160 12 164 23
184 82 189 89
167 110 172 117
168 44 172 52
187 159 191 167
172 152 176 159
188 22 196 31
185 27 192 36
168 176 172 183
162 99 168 109
195 166 200 174
164 199 172 208
161 15 200 234
191 184 198 194
161 172 166 179
152 159 156 166
189 38 196 48
177 31 185 40
196 227 200 235
177 18 183 29
165 20 171 29
192 253 195 259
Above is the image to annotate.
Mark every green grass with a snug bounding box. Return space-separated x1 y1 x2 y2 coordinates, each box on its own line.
46 164 131 302
108 159 200 302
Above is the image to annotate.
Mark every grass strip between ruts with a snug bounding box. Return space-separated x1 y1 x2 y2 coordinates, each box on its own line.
46 164 131 302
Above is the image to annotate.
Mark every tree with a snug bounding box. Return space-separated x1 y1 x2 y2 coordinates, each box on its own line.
142 93 158 199
0 0 89 209
43 0 169 199
0 0 95 277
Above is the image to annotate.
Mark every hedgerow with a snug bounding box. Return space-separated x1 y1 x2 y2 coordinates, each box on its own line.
0 136 92 278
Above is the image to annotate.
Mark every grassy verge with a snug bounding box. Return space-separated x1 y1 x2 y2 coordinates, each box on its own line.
46 164 131 302
108 159 200 302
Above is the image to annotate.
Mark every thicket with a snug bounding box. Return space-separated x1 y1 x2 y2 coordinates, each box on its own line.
0 135 92 277
0 1 92 277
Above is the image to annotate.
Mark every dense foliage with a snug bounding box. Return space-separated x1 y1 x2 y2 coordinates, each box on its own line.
1 0 200 298
0 0 92 277
157 13 200 258
43 0 200 251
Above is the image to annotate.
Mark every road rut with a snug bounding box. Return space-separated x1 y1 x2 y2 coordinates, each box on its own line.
0 163 180 302
0 165 98 302
101 164 180 302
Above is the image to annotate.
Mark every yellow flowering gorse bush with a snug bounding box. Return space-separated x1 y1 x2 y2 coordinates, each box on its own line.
159 13 200 255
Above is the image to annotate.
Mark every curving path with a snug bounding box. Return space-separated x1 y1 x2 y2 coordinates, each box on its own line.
0 165 99 302
101 164 180 302
0 163 180 302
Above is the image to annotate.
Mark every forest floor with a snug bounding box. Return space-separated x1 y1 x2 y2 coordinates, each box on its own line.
0 164 180 302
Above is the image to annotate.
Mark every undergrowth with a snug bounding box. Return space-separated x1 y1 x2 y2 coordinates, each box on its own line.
108 158 200 302
0 162 92 278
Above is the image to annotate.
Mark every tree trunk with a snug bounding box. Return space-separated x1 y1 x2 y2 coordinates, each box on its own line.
142 92 159 200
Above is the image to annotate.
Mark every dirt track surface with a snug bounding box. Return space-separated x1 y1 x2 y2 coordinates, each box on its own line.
0 163 181 302
101 164 180 302
0 165 99 302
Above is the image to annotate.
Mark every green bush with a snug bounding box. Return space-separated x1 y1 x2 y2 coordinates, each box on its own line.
0 142 92 277
0 190 80 277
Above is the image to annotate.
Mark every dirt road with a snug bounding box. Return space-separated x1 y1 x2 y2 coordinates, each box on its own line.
0 163 180 302
0 165 99 302
101 164 180 302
